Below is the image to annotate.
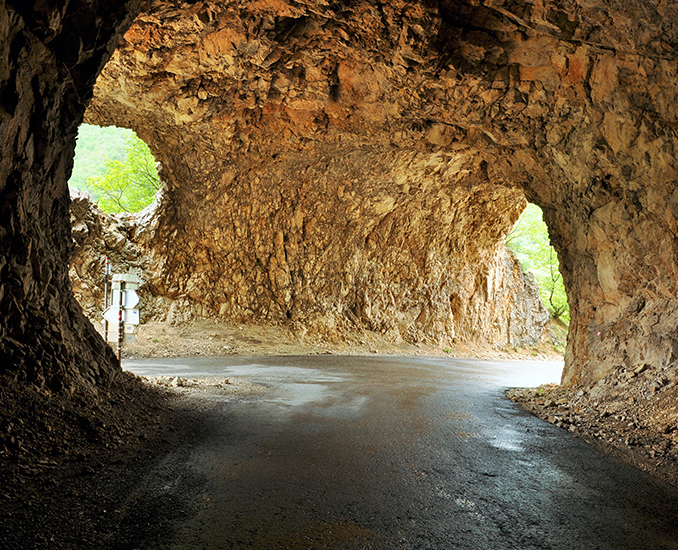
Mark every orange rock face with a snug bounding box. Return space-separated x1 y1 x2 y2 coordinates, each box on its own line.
82 0 553 350
84 0 678 385
2 0 678 393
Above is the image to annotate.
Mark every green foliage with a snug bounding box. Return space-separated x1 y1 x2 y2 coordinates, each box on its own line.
507 203 570 324
69 124 135 199
85 132 161 214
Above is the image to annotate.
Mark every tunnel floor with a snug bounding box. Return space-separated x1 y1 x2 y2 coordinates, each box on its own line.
4 356 677 549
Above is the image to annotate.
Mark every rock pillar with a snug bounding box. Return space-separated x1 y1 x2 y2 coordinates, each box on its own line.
0 2 140 392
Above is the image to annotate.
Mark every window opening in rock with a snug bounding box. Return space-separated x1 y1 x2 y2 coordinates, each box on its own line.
69 124 161 213
507 203 570 329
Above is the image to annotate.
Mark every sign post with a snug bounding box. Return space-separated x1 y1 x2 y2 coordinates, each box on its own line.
102 273 142 359
102 257 110 341
117 289 124 361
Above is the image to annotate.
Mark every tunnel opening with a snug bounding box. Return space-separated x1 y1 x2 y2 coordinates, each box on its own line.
69 124 161 214
3 0 678 463
506 202 569 356
507 203 570 327
4 1 678 544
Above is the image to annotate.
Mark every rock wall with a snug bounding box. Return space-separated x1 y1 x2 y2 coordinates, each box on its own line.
82 0 554 351
70 185 549 348
84 0 678 385
470 1 678 385
0 2 142 393
3 0 678 393
69 189 150 321
145 144 553 347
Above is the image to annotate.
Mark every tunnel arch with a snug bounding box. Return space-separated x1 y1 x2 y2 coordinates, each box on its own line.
2 0 678 395
80 0 549 349
507 202 570 326
0 0 144 393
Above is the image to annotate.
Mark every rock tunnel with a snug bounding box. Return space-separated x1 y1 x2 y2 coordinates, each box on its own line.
2 0 678 397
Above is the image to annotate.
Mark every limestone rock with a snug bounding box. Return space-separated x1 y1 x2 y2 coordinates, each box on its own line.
69 192 549 348
81 0 556 350
85 0 678 386
3 0 678 397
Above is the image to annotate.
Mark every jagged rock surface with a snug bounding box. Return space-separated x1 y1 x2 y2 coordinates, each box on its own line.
69 189 549 347
0 1 142 393
82 0 553 349
85 0 678 386
70 189 153 321
3 0 678 396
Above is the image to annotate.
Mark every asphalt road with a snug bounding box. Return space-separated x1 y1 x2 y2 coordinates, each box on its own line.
121 356 678 550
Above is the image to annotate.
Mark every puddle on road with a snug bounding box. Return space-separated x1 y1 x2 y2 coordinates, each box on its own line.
221 365 346 384
126 358 375 419
488 425 525 451
264 382 329 407
265 383 371 423
491 439 522 451
124 360 348 383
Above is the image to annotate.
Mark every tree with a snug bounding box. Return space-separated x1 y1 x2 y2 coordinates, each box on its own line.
85 133 161 213
507 203 570 324
69 124 134 195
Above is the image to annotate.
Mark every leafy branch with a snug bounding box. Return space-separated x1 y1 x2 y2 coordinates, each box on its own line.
86 134 160 214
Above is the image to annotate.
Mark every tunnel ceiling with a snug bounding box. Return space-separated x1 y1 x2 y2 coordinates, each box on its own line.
2 0 678 394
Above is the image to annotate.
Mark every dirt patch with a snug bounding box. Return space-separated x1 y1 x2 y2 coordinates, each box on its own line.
117 317 566 361
145 374 267 395
0 370 273 550
0 371 172 549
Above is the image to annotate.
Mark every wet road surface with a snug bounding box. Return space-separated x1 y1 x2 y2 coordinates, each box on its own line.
121 356 678 549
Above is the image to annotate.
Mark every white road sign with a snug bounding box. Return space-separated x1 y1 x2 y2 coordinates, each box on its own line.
102 307 140 325
124 289 140 308
125 309 140 325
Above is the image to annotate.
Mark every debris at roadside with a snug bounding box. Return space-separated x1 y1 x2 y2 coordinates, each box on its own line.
0 370 267 549
508 362 678 486
142 375 266 396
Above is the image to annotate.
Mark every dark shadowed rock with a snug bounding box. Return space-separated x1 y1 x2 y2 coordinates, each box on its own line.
0 1 143 394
